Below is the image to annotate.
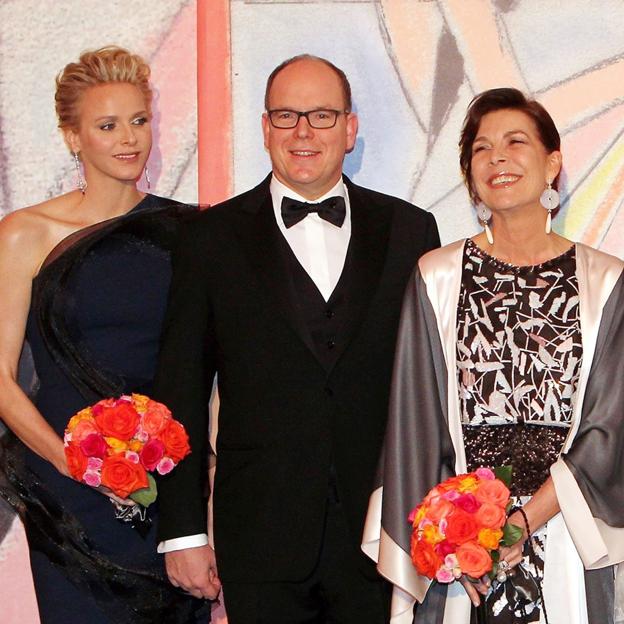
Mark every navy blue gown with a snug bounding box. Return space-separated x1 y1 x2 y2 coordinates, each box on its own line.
4 196 207 624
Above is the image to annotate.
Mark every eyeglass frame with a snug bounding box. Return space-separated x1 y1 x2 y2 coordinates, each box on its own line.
266 108 351 129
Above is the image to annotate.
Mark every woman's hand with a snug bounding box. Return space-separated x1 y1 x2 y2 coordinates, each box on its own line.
95 485 136 506
459 573 491 607
498 510 529 570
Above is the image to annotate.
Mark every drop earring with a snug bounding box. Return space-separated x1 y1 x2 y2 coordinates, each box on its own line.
540 182 559 234
73 151 86 194
477 202 494 245
144 166 151 190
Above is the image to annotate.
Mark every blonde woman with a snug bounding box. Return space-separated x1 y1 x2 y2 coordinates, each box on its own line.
0 47 205 623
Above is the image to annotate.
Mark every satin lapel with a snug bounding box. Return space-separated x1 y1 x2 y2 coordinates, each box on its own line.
327 182 392 373
238 187 318 360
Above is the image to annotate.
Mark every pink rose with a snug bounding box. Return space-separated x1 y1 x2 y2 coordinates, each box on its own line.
156 457 175 475
87 457 103 470
436 567 455 583
84 472 101 487
125 451 140 464
454 493 481 513
435 540 455 558
139 439 166 471
442 489 461 502
475 467 495 481
79 433 108 458
444 553 459 569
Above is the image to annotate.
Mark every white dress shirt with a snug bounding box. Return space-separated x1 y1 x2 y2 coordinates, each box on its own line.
158 175 352 554
270 176 351 301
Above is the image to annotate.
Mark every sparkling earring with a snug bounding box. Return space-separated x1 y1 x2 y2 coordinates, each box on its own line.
144 166 151 190
477 202 494 245
73 151 86 194
540 182 559 234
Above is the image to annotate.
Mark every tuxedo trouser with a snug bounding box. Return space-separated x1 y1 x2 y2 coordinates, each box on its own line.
221 495 390 624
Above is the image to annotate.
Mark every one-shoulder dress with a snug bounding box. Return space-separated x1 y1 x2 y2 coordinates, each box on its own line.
1 195 207 624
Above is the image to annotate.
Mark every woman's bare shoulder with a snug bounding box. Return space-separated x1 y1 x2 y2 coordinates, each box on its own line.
0 192 83 272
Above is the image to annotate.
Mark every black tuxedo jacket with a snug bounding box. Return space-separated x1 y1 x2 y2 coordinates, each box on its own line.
155 175 440 582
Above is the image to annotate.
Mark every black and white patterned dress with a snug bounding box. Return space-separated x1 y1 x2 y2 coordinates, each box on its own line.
457 239 582 622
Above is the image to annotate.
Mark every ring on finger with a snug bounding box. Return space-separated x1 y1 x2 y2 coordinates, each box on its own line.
496 560 510 583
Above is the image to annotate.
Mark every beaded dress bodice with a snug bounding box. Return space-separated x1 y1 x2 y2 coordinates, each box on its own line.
457 239 581 495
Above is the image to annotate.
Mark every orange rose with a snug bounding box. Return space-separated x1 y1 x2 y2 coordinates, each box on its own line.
67 407 95 431
70 418 100 443
477 528 504 550
100 455 149 498
65 443 88 481
426 498 455 523
141 400 172 436
475 502 506 529
474 479 510 508
94 402 140 441
411 537 442 579
445 508 479 545
158 420 191 463
456 541 493 578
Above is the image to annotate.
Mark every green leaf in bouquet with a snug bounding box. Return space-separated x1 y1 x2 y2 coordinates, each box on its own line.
501 521 523 547
494 465 513 488
129 473 158 507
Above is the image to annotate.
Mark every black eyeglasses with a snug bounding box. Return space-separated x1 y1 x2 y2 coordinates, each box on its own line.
267 109 349 129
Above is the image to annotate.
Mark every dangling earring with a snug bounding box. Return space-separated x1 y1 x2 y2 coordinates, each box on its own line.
144 165 151 190
540 181 559 234
477 202 494 245
73 151 86 194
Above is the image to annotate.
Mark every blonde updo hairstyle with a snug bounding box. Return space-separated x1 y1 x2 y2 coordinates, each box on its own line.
55 46 152 131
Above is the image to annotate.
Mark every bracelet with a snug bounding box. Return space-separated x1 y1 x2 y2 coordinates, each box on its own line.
516 506 531 539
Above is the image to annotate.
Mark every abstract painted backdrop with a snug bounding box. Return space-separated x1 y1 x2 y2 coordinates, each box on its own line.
201 0 624 257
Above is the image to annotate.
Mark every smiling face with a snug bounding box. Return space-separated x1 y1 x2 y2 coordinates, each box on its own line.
262 59 358 200
65 82 152 186
470 108 561 214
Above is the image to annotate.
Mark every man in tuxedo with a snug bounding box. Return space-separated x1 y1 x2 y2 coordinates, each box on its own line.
155 54 440 622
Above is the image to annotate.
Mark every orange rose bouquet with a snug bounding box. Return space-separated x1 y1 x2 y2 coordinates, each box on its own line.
63 394 190 507
408 467 522 583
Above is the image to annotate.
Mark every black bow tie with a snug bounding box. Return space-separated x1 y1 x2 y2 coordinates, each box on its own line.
281 195 346 229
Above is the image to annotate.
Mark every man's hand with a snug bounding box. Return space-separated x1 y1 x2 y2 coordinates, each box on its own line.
165 544 221 600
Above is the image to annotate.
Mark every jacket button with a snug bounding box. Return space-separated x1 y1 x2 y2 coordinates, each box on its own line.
326 339 336 349
325 387 334 396
326 309 335 318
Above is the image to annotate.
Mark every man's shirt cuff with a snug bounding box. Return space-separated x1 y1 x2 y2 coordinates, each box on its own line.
157 533 209 553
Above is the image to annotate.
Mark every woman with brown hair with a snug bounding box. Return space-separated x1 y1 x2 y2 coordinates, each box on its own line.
364 88 623 623
0 47 206 623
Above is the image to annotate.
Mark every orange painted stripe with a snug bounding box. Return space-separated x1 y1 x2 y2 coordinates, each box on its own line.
197 0 232 206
